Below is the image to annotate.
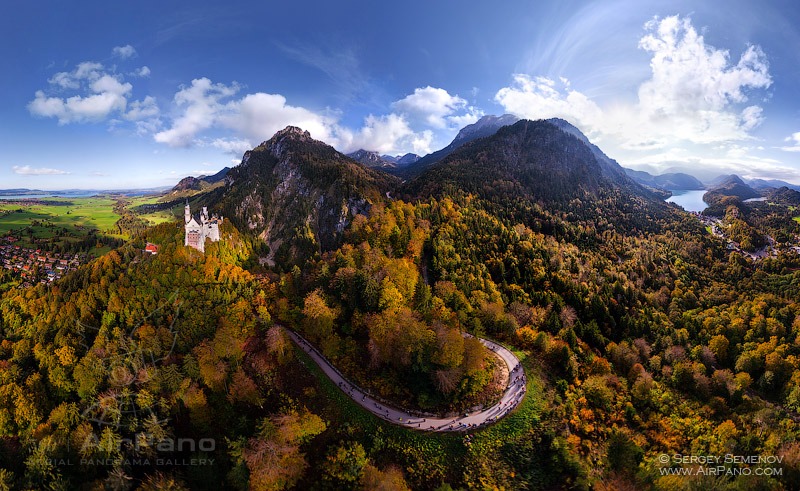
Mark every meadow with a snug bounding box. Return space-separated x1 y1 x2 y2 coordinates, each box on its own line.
0 195 174 250
126 195 182 225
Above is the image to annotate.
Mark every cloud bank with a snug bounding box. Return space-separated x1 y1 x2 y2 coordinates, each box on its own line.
496 15 772 151
153 79 476 155
28 56 159 128
12 165 70 175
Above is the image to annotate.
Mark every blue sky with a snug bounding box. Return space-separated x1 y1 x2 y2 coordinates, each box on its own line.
3 0 800 189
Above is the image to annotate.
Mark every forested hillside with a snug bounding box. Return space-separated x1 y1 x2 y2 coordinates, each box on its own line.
2 120 800 490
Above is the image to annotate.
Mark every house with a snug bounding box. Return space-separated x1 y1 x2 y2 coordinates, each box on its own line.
145 242 159 255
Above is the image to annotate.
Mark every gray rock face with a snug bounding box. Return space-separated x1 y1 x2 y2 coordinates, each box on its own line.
219 127 396 265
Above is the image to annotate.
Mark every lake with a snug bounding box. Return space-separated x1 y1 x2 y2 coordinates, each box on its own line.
665 189 707 212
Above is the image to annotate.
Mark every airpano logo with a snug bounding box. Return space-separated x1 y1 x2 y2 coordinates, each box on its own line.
33 290 219 469
77 289 181 430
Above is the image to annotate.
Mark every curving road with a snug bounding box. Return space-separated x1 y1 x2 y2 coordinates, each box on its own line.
285 328 526 432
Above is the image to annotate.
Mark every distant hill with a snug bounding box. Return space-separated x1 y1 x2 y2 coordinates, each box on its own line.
0 187 170 197
745 177 800 192
347 149 397 169
170 167 230 194
703 175 760 205
624 168 705 191
765 186 800 206
401 114 519 176
201 166 230 183
381 153 420 166
0 188 46 196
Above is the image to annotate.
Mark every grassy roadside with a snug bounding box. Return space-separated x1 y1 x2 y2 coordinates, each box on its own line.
291 342 468 487
291 337 549 488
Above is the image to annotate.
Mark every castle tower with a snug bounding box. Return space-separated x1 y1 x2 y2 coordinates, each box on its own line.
184 203 222 253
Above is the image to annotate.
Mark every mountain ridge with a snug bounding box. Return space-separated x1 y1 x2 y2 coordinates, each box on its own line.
215 126 397 265
401 114 520 176
400 119 670 233
624 168 705 191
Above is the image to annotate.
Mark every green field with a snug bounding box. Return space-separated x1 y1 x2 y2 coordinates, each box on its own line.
0 196 128 249
127 195 182 225
0 195 184 240
0 196 120 228
0 193 187 252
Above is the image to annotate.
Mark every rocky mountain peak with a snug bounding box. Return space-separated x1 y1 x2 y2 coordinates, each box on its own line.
273 126 312 140
257 126 315 157
347 149 397 168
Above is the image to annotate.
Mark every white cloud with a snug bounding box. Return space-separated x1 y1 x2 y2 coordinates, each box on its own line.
780 133 800 152
73 61 104 80
29 89 129 124
112 45 137 59
48 72 80 90
90 75 132 96
133 66 151 77
632 15 771 142
340 114 414 154
12 165 70 175
495 75 604 136
638 17 769 113
154 78 239 147
341 114 438 155
154 80 471 156
209 137 253 155
47 62 103 90
495 15 772 151
740 106 764 131
221 92 336 143
125 96 160 121
392 86 471 129
29 62 135 124
409 130 434 155
447 108 483 129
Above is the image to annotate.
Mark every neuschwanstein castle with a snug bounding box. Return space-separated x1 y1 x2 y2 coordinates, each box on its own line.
184 203 222 252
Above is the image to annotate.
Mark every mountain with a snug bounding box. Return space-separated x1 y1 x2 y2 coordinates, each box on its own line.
765 186 800 206
216 127 397 265
201 166 230 183
402 119 668 230
704 174 800 192
397 153 420 165
545 118 630 183
402 114 519 175
703 175 760 204
0 188 46 196
172 176 205 192
347 149 397 169
624 168 705 191
170 167 231 193
745 177 800 192
380 153 420 166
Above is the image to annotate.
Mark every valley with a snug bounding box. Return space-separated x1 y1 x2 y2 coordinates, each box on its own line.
2 118 800 490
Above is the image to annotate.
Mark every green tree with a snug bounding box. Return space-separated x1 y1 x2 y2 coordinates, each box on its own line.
323 441 368 484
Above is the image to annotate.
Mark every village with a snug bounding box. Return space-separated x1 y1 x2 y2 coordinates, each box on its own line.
0 235 88 287
692 211 800 261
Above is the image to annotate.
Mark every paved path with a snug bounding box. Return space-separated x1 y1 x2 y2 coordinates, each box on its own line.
286 328 526 432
